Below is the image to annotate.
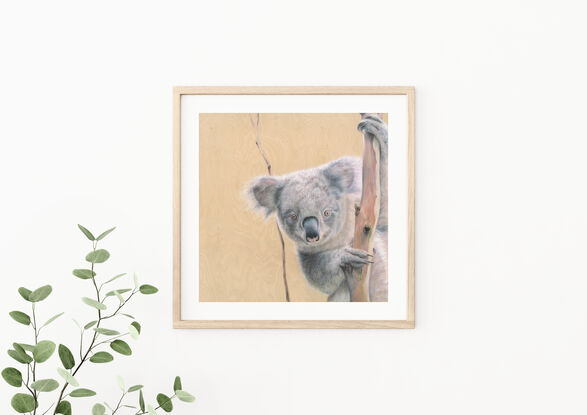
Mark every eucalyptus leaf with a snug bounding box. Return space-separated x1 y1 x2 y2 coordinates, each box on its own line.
31 378 59 392
11 393 36 413
139 389 145 412
9 311 30 325
10 343 33 364
58 344 75 369
133 273 139 289
117 374 125 391
84 320 97 330
82 297 107 310
78 224 96 241
128 324 139 340
104 273 126 285
93 327 120 336
120 313 135 319
56 400 72 415
173 376 182 392
139 284 158 295
89 352 113 363
18 344 35 352
17 287 32 301
105 288 132 297
110 340 132 356
115 291 125 303
57 367 79 387
157 393 173 412
1 367 22 387
128 384 143 392
175 390 195 403
73 269 96 279
131 321 141 334
86 249 110 264
7 349 31 364
33 340 56 363
92 403 106 415
41 312 64 328
96 227 116 241
29 285 52 302
69 388 96 397
148 404 157 415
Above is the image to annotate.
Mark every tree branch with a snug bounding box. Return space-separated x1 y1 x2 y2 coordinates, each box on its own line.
345 113 383 302
250 113 290 302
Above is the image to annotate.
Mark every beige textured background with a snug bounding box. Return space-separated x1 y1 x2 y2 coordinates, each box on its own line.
199 113 388 302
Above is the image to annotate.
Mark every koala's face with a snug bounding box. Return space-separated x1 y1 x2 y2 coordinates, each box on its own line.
248 157 358 249
276 177 346 247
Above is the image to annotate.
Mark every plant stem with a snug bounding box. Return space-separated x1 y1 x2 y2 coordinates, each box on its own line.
31 302 39 415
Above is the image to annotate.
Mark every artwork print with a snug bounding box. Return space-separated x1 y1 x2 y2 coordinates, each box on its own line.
174 87 414 328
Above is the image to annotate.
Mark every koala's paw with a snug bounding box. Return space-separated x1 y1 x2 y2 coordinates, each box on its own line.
340 247 374 269
358 115 388 146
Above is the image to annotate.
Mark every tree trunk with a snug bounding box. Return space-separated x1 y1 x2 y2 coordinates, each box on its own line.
346 113 383 302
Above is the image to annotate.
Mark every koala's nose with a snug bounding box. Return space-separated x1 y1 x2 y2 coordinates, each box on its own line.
303 216 319 243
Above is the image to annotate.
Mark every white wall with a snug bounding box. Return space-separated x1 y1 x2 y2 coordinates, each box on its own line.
1 1 587 414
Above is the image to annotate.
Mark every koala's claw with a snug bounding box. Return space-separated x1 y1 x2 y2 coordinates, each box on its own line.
358 116 388 144
340 247 375 268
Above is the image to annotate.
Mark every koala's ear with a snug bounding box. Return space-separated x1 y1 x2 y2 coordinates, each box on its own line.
322 157 357 192
248 176 283 215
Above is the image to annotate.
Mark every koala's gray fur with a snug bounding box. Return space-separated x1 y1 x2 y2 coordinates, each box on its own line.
248 116 388 302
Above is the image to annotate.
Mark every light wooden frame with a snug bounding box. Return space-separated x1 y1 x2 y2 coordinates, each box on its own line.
173 86 415 329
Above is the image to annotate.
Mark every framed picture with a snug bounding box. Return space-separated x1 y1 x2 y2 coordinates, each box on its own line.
173 86 415 328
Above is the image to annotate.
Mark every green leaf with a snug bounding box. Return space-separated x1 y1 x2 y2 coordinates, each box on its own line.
78 224 96 240
86 249 110 264
17 287 32 301
139 389 145 412
1 367 22 387
175 390 196 403
10 343 33 364
41 312 64 328
89 352 113 363
69 388 96 397
33 340 56 363
9 311 30 325
128 323 139 340
104 273 126 285
128 384 143 392
29 285 52 302
93 327 120 336
92 403 106 415
105 288 132 297
96 227 116 240
31 378 59 392
139 284 158 295
173 376 182 392
57 367 79 387
11 393 36 413
7 349 31 364
133 273 139 289
17 344 35 352
84 320 97 330
148 404 158 415
73 269 96 279
120 313 135 319
56 400 72 415
157 393 173 412
82 297 107 310
58 344 75 369
110 340 132 356
116 375 125 391
131 321 141 334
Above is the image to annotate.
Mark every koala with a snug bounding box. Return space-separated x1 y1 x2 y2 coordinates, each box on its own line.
248 115 388 302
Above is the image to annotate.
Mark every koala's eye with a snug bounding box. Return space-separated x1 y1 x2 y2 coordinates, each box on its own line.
323 209 332 217
287 213 298 221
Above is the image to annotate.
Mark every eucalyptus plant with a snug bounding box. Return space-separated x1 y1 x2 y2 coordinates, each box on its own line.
3 225 195 414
